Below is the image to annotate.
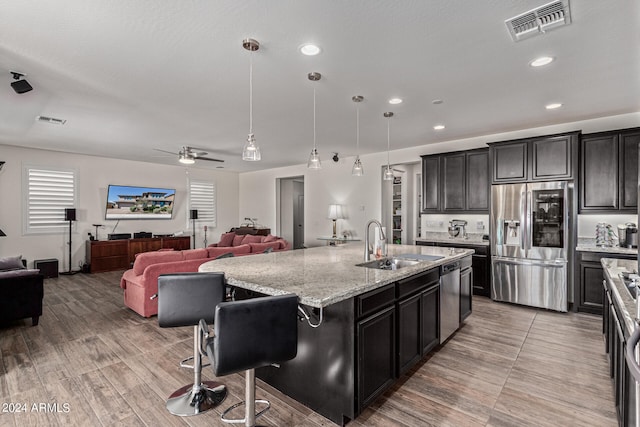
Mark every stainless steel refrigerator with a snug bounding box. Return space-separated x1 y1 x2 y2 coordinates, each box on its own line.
491 181 571 312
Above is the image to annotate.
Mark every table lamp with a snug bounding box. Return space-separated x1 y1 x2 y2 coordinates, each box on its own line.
327 204 344 238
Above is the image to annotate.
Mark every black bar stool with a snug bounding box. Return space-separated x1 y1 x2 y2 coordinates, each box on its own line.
200 294 298 426
156 272 228 416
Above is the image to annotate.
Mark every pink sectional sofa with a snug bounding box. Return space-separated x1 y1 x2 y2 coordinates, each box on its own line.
120 233 289 317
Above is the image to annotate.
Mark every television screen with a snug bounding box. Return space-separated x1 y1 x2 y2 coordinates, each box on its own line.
105 185 176 220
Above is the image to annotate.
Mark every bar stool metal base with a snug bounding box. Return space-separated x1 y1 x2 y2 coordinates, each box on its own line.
166 381 227 417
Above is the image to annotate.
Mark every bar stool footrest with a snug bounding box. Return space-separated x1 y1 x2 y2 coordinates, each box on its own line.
220 399 270 424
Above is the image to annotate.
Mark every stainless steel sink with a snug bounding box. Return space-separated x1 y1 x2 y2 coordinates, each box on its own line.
356 257 421 270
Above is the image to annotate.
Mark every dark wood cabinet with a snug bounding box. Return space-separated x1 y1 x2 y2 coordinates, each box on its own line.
396 270 440 375
460 266 472 322
576 252 635 315
421 148 489 213
397 293 422 375
620 130 640 210
490 131 578 184
86 236 190 272
580 127 639 212
422 155 440 212
421 285 439 355
466 150 490 211
491 141 528 183
416 241 490 297
442 153 466 211
357 305 396 410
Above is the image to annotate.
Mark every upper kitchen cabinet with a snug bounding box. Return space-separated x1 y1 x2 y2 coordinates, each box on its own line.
489 131 579 184
421 148 489 214
421 155 440 212
580 127 639 212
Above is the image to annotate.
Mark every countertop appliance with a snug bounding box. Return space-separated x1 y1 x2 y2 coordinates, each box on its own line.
626 223 638 248
491 181 571 312
448 220 468 238
440 261 461 343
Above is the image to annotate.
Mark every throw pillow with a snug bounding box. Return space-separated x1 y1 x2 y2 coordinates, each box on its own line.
232 234 245 247
241 234 263 245
263 234 277 243
0 255 25 271
249 242 281 253
218 232 236 247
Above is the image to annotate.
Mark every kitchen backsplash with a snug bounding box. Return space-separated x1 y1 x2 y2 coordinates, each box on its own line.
577 214 637 238
420 214 490 237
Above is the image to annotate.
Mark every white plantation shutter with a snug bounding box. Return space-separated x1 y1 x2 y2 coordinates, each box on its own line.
189 180 216 226
24 166 77 234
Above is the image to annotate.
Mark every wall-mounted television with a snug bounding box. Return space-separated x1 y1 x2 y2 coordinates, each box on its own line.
105 185 176 220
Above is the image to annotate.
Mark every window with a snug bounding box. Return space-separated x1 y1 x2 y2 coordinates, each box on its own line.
188 180 216 226
23 166 77 234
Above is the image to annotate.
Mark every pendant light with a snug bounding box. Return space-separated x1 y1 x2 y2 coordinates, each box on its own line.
383 112 395 181
307 72 322 169
352 95 364 176
242 38 261 161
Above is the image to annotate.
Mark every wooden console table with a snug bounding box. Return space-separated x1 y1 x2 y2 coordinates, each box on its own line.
86 236 190 273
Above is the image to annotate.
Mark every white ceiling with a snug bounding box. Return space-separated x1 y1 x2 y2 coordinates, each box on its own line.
0 1 638 172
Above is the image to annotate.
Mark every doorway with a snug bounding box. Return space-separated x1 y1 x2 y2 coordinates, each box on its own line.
277 176 305 249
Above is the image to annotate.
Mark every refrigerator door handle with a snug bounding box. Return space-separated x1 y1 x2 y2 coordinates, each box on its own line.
527 190 532 250
520 192 526 250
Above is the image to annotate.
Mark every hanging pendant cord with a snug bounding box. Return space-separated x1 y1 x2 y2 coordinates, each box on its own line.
249 49 253 134
313 86 317 150
386 118 391 166
356 105 360 155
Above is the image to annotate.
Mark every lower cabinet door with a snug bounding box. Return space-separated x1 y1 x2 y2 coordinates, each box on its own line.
421 285 439 355
397 294 422 375
357 306 396 410
460 267 472 322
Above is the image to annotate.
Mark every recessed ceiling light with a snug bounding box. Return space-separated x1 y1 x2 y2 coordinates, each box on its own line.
300 44 321 56
388 98 403 105
433 124 445 130
545 103 563 110
530 56 554 67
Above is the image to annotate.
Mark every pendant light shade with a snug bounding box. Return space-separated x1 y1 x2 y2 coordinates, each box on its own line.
352 95 364 176
383 112 394 181
242 38 261 161
307 72 322 169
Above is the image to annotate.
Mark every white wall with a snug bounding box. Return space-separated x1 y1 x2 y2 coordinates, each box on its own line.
239 112 640 249
0 145 240 269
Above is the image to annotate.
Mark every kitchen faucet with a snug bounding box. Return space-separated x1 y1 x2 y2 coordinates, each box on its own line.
364 219 386 262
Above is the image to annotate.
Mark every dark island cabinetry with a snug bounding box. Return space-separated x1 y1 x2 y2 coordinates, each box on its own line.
580 128 639 212
489 131 578 183
416 240 490 297
576 251 635 315
421 148 489 213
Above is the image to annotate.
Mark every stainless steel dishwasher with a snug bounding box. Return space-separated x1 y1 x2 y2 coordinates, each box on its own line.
440 260 461 343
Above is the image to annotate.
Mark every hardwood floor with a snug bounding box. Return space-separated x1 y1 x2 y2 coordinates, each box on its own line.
0 272 616 426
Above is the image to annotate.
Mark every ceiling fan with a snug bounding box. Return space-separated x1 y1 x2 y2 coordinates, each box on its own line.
153 146 224 164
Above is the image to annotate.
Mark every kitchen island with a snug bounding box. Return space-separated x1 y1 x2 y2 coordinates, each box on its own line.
200 243 473 425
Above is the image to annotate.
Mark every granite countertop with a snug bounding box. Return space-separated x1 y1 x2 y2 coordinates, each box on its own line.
415 231 489 246
199 243 474 308
576 237 637 255
602 258 638 336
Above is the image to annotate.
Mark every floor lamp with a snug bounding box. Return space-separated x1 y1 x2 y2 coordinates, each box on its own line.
190 210 198 249
60 208 78 275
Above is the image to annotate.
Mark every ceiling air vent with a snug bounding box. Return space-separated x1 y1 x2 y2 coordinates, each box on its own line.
505 0 571 42
36 115 67 125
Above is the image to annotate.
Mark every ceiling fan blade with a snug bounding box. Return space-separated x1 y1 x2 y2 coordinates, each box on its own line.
197 156 224 163
153 148 178 155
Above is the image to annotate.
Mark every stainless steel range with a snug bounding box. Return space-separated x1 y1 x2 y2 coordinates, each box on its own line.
490 181 572 312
